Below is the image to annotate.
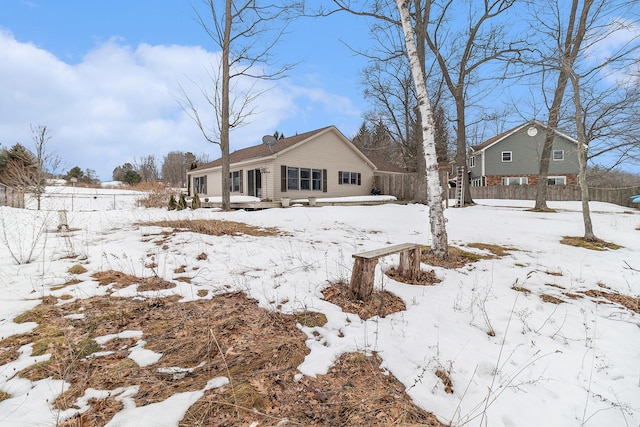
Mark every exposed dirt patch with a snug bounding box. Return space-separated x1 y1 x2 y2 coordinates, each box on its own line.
1 273 442 426
582 289 640 314
138 219 284 237
560 236 621 251
322 281 406 320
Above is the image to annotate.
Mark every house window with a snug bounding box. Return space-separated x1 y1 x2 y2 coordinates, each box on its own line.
284 166 323 191
312 169 322 190
501 151 512 162
300 168 311 190
287 167 299 190
229 170 242 192
469 156 476 168
194 176 207 194
547 176 566 185
553 150 564 161
501 177 528 186
339 171 361 185
471 178 483 187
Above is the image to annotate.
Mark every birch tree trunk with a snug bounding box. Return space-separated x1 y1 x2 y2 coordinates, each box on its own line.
396 0 448 258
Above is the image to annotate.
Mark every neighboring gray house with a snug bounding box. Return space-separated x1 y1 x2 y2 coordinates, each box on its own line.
187 126 380 201
468 120 580 187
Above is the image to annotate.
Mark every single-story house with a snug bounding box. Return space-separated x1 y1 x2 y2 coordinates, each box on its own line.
187 126 382 201
468 120 580 187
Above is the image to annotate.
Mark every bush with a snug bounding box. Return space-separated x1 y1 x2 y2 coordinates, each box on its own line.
191 191 201 209
177 193 187 211
168 194 177 210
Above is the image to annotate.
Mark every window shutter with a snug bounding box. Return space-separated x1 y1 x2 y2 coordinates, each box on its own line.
323 169 327 192
357 173 361 185
239 169 243 193
338 171 343 185
281 165 287 192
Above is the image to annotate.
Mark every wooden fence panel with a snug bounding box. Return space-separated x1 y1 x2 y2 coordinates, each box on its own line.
375 173 640 209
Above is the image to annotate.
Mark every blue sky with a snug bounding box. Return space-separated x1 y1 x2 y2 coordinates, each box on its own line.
0 0 373 180
1 1 638 181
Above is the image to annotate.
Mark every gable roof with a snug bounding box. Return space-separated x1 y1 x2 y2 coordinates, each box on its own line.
191 126 377 171
367 155 409 173
470 120 578 154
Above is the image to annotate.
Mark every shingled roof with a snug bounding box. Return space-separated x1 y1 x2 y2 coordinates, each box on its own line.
192 126 332 171
470 120 577 152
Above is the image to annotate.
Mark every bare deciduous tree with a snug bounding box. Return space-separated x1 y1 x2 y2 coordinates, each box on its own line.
135 155 160 183
423 0 525 206
179 0 297 211
532 0 594 211
161 151 197 188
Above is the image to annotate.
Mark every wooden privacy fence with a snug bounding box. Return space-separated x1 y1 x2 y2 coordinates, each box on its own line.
469 185 640 209
374 174 640 209
0 184 25 208
373 173 419 201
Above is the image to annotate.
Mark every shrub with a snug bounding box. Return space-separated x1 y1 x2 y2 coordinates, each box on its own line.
191 191 201 209
177 193 187 211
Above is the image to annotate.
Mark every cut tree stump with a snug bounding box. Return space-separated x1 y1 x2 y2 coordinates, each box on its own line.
350 243 425 301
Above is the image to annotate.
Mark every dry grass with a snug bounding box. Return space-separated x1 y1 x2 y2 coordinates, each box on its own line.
92 270 175 291
322 281 406 320
583 289 640 314
435 369 453 394
1 272 443 426
0 391 10 402
540 294 564 304
560 236 621 251
138 219 284 237
511 286 531 295
135 183 174 208
466 243 517 258
68 264 88 275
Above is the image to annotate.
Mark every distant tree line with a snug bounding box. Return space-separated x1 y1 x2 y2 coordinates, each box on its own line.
111 151 209 187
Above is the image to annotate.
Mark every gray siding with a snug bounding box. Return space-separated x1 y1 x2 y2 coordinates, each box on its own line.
484 129 579 176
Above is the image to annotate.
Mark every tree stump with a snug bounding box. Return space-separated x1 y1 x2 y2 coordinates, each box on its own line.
397 247 421 281
350 257 377 301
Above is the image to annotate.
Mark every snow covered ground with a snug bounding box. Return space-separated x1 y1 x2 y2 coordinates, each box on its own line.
0 187 638 426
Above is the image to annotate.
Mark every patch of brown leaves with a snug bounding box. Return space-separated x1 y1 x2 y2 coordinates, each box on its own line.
419 243 515 269
386 267 441 285
322 281 406 320
1 273 444 426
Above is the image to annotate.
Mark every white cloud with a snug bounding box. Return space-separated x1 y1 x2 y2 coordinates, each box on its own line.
0 31 362 180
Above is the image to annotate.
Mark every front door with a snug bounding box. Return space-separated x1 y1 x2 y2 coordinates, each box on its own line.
247 169 262 198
